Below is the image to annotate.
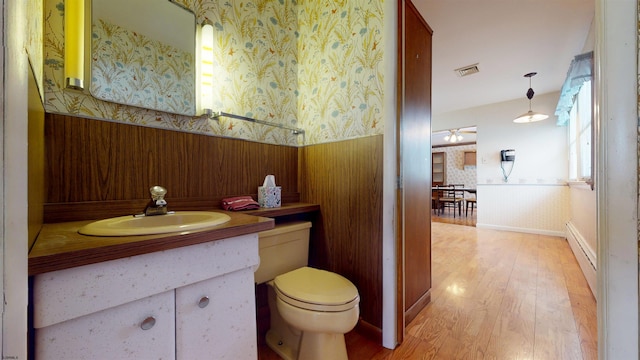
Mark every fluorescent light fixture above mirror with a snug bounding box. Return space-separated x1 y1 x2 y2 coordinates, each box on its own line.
64 0 85 90
199 21 214 116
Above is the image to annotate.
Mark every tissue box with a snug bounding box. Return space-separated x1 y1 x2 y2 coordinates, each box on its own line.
258 186 281 208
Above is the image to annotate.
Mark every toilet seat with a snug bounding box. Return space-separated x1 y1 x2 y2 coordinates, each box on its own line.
273 267 359 312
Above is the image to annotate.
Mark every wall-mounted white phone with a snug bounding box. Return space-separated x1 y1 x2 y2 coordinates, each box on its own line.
500 149 515 162
500 149 515 181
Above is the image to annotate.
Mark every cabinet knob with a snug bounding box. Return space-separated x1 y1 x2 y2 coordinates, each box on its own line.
198 296 210 309
140 316 156 330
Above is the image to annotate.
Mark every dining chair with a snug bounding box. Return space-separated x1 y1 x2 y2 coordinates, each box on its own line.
451 184 466 216
432 189 444 215
438 185 464 217
465 193 477 216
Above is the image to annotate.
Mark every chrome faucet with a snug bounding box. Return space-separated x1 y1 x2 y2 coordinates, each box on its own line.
144 185 168 216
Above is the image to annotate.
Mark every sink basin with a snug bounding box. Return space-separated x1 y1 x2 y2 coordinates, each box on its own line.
78 211 231 236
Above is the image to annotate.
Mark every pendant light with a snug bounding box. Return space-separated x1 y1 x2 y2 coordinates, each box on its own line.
513 72 548 123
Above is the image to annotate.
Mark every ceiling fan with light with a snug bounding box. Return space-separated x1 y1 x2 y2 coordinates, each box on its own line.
442 128 476 143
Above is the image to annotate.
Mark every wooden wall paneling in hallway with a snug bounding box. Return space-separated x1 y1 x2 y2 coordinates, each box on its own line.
398 0 434 336
43 114 299 222
298 135 384 340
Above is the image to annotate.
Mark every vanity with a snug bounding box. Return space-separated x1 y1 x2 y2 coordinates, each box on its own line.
29 202 320 359
29 210 275 359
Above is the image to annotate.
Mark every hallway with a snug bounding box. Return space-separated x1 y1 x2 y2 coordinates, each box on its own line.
261 222 597 359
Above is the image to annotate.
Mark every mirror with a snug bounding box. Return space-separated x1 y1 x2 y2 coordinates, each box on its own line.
90 0 197 116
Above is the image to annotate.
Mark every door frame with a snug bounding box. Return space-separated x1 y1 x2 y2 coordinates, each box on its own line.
386 0 640 357
595 0 638 357
3 0 30 357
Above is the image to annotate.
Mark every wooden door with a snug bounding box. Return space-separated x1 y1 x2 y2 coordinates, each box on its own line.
397 0 433 340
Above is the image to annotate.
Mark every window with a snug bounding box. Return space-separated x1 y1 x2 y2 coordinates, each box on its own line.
555 51 593 186
568 80 592 182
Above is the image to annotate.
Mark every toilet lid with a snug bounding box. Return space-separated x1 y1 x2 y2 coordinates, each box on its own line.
274 267 359 310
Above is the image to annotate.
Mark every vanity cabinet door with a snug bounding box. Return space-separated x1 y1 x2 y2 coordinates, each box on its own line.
35 290 175 360
175 267 257 360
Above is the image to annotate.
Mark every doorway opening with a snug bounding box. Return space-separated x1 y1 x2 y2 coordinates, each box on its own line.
431 126 477 227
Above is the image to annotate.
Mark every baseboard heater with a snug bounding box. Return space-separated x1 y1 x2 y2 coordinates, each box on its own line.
565 221 597 299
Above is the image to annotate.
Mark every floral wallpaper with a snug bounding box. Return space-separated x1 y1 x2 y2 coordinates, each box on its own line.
27 0 43 98
90 19 196 116
43 0 385 146
175 0 302 143
438 144 477 188
297 0 385 143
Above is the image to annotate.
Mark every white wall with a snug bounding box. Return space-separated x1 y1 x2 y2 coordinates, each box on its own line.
563 0 597 299
434 91 566 184
434 91 569 235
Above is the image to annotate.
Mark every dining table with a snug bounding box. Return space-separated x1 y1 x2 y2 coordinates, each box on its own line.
431 187 476 193
431 186 477 217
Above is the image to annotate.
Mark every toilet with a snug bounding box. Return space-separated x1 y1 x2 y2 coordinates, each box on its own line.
255 222 360 360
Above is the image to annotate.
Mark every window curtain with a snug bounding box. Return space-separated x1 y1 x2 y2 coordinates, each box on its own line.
555 51 593 126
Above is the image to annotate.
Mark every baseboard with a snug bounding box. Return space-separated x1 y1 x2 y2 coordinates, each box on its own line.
565 221 597 299
404 289 431 326
354 318 383 345
476 223 565 237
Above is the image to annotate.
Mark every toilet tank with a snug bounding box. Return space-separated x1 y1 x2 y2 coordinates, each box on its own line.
254 221 312 284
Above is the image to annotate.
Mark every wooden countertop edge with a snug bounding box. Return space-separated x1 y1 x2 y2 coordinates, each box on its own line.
28 203 320 276
243 203 320 217
29 216 274 276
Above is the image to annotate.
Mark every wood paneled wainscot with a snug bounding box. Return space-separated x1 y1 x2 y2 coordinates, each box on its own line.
298 135 384 340
43 114 300 222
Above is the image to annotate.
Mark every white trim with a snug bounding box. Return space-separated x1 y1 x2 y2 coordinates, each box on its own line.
476 183 568 187
381 0 398 349
475 223 565 237
595 0 639 358
567 181 593 190
3 0 29 357
566 221 597 298
0 0 5 352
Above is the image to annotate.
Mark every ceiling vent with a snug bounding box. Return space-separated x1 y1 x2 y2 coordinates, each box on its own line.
454 63 479 77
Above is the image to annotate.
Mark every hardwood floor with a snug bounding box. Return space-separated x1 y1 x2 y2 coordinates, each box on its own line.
432 206 477 227
258 222 597 360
